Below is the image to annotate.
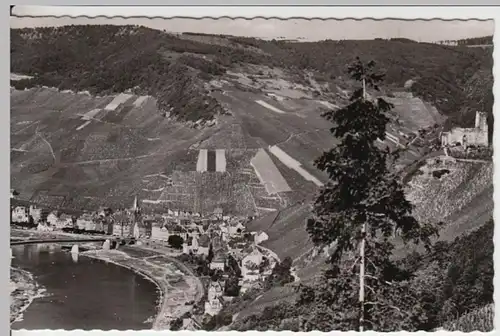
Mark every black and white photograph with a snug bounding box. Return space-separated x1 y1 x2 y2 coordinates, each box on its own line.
9 6 494 333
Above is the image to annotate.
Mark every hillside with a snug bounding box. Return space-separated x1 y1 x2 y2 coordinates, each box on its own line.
11 26 493 125
10 24 493 274
231 218 494 331
10 24 494 331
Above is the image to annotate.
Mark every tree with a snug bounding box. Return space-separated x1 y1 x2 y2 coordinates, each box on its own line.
169 317 183 331
210 269 223 282
226 254 241 277
264 256 294 290
207 244 214 263
168 234 184 249
301 57 440 331
224 276 241 297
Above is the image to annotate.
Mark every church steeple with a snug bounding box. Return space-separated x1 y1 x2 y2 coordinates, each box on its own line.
131 196 140 213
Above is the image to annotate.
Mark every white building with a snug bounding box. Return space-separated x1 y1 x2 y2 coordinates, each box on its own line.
241 247 265 282
228 222 245 236
214 207 224 220
253 231 269 245
37 222 54 232
204 281 225 316
55 214 73 229
220 225 229 242
76 214 94 230
46 211 59 226
12 206 29 223
151 226 171 241
210 254 226 271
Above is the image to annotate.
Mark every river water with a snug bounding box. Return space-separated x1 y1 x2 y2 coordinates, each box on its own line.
11 244 159 330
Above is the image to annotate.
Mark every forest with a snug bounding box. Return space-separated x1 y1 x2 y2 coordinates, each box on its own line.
11 25 493 128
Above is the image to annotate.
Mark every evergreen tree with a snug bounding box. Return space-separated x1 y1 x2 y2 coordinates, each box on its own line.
299 57 440 331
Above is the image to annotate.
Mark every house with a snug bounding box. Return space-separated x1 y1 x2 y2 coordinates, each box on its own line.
441 111 488 149
98 207 113 218
182 237 193 254
253 231 269 245
76 213 95 230
239 277 263 294
94 218 105 232
197 234 211 256
220 225 229 242
210 254 226 271
151 225 170 241
55 214 74 229
183 234 199 254
241 247 265 282
46 211 60 226
228 222 245 236
214 207 223 219
29 205 43 223
37 222 54 232
208 281 224 300
112 223 127 236
211 234 224 251
204 281 225 316
12 206 29 223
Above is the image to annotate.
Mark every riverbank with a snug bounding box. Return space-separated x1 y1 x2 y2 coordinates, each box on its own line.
81 247 203 330
10 267 46 324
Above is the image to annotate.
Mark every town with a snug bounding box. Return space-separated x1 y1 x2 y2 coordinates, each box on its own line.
10 192 290 328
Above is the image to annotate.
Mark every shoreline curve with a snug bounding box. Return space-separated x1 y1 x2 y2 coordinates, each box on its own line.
81 247 203 330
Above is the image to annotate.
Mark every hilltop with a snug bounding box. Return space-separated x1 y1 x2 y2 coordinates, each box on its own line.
11 26 493 126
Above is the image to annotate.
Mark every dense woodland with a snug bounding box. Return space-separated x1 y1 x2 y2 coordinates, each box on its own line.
456 35 493 46
11 25 493 131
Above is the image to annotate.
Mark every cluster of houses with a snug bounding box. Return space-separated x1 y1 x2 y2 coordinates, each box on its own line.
10 193 281 321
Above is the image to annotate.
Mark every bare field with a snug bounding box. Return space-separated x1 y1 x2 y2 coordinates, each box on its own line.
250 148 292 195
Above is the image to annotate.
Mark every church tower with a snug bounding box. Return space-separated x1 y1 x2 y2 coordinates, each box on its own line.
129 195 143 237
475 111 488 132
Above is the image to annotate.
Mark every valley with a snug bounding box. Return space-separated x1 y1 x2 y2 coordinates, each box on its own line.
10 24 494 332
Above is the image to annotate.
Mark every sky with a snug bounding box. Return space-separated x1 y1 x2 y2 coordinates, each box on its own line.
10 6 495 42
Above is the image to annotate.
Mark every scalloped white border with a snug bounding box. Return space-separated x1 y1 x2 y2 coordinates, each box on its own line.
6 4 499 336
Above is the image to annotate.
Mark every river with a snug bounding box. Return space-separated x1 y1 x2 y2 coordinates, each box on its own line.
11 244 160 330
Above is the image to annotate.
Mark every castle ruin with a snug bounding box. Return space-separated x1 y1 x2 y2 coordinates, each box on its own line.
441 111 488 149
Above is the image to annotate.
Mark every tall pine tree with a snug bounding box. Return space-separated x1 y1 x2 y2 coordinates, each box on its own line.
298 57 440 331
